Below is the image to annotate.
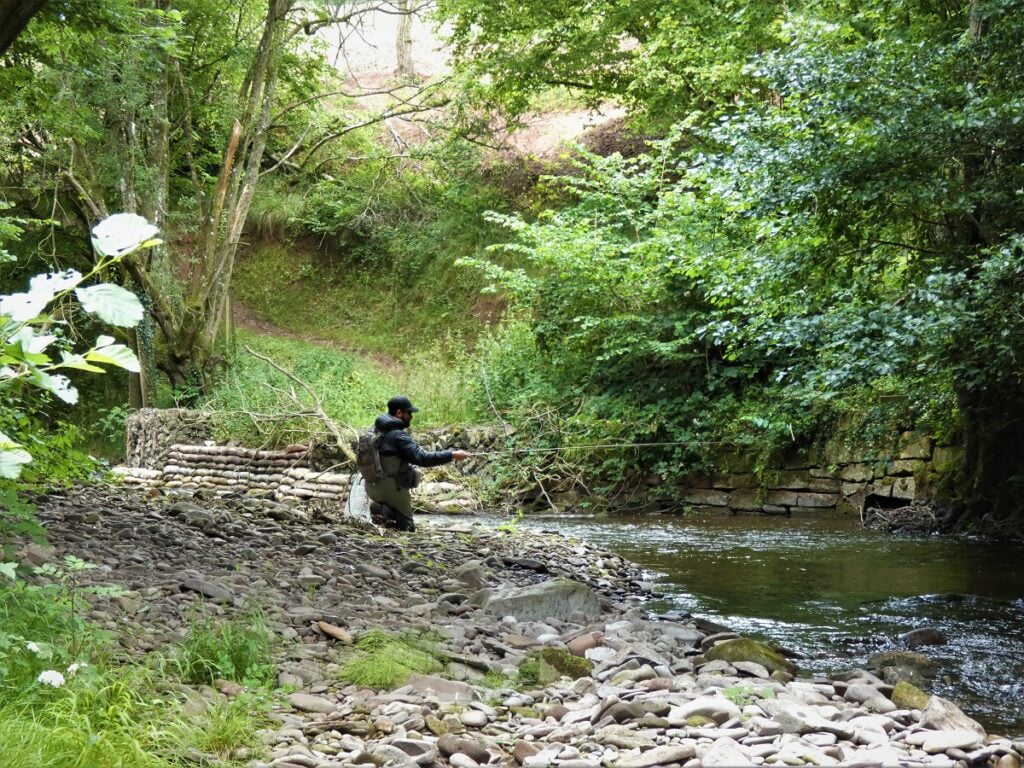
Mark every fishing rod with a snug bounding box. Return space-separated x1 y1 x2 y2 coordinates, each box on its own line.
465 440 735 456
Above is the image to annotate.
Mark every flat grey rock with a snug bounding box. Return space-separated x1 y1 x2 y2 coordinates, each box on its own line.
614 744 697 768
287 693 336 714
482 578 603 622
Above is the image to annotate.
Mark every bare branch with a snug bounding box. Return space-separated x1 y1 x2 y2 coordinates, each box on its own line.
293 0 433 37
299 98 449 168
243 344 357 460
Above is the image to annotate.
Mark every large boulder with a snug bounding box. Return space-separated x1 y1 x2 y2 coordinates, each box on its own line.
704 637 798 676
866 649 939 687
481 578 604 622
920 696 985 737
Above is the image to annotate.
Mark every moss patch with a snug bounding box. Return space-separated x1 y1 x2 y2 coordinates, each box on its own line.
686 715 716 727
891 681 931 710
704 638 798 676
537 648 593 683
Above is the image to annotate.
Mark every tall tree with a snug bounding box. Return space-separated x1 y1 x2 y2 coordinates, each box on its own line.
2 0 446 396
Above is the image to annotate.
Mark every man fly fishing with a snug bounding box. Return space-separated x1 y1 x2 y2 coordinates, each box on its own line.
360 396 472 531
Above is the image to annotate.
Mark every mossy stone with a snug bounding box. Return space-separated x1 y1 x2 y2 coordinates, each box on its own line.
866 650 939 687
704 638 798 676
509 706 541 719
686 715 716 727
425 714 451 735
536 648 593 683
892 681 931 710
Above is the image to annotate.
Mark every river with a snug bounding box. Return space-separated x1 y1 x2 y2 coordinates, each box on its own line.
510 512 1024 737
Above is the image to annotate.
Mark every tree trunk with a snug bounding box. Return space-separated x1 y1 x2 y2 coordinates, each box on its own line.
144 0 293 393
395 0 415 77
0 0 48 55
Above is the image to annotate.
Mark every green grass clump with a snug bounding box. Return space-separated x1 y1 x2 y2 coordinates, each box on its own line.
175 613 274 686
477 667 515 690
0 665 270 767
192 692 270 757
0 621 268 768
516 655 541 687
338 629 446 690
204 330 396 444
722 684 775 707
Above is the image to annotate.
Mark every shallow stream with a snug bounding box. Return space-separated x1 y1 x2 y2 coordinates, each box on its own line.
513 513 1024 736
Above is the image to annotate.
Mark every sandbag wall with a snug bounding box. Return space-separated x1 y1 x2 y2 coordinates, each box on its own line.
118 409 487 512
115 443 352 504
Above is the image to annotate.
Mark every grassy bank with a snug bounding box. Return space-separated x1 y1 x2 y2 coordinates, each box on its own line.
204 330 481 445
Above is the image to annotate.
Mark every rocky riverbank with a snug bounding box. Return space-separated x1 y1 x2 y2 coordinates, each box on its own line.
20 486 1024 768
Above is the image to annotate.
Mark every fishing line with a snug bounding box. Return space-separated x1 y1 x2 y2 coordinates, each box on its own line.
466 439 735 456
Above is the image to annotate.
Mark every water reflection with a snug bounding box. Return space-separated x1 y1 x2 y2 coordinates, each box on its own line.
517 513 1024 736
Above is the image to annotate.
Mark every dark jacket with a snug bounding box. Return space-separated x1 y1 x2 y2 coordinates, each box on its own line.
373 414 453 467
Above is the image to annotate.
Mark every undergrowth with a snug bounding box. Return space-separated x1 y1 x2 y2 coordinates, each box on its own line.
338 628 446 690
0 567 271 767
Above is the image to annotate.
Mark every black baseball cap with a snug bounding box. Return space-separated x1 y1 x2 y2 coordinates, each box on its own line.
387 395 419 414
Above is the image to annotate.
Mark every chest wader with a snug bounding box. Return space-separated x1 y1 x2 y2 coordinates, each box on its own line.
365 454 415 530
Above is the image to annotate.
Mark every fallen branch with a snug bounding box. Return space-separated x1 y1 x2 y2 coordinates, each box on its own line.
243 344 356 462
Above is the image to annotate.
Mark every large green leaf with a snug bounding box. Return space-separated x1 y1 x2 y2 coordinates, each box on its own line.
75 283 144 327
85 335 140 372
0 269 81 322
28 370 79 404
57 351 105 373
90 213 160 257
0 431 32 479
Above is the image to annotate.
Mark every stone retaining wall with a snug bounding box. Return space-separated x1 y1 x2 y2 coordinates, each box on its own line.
125 408 213 469
669 431 960 516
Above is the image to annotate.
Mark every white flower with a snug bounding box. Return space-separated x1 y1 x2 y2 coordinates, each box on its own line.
37 670 65 688
66 662 88 676
90 213 159 257
25 641 41 653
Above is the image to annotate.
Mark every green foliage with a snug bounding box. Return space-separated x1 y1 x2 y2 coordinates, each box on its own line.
0 214 154 479
437 0 787 125
236 139 515 368
0 559 269 766
338 629 446 690
176 613 274 686
224 286 479 436
457 1 1024 521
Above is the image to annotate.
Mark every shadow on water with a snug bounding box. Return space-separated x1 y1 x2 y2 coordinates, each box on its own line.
512 512 1024 737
